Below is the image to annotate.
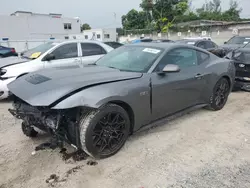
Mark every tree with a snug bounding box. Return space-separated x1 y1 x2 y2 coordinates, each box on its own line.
122 9 149 30
221 0 242 21
121 0 245 33
81 23 91 31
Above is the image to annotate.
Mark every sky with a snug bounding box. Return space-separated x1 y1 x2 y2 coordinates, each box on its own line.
0 0 249 28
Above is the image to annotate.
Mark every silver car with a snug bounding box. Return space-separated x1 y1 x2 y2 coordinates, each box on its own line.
0 40 113 99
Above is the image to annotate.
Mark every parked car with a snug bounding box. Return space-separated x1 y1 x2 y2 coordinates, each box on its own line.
0 40 113 99
104 41 123 49
8 43 235 159
176 39 218 50
176 39 225 57
131 38 153 43
152 39 175 43
225 42 250 91
222 35 250 49
0 46 17 58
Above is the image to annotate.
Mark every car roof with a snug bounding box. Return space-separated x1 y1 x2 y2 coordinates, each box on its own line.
177 39 209 42
52 40 107 44
126 42 206 50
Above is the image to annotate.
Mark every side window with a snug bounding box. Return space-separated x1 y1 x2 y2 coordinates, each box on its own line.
52 43 78 60
196 50 210 65
155 48 198 71
81 43 106 56
197 41 206 49
205 41 214 49
211 41 218 48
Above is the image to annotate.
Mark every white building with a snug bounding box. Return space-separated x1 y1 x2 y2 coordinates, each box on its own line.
69 28 117 42
0 11 81 40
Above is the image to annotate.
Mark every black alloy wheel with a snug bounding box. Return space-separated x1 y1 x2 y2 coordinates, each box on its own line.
80 104 130 159
92 112 127 155
208 78 230 111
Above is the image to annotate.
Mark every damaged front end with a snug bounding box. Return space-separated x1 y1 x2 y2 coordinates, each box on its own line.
228 50 250 91
8 96 91 150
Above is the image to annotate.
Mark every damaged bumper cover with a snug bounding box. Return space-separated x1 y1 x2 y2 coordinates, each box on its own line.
8 98 92 149
234 77 250 91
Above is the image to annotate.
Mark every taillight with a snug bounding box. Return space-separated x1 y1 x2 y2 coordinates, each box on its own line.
11 48 16 53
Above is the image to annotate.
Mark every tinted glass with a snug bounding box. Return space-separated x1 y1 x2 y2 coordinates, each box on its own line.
227 36 250 45
205 41 214 48
197 42 206 49
81 43 106 56
52 43 78 60
96 46 163 73
155 48 197 71
104 42 123 49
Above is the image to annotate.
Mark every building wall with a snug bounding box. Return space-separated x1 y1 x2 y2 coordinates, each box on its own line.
68 28 117 42
0 14 81 40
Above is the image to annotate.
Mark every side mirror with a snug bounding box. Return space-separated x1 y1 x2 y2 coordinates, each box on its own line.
162 64 180 73
43 53 55 61
224 41 227 44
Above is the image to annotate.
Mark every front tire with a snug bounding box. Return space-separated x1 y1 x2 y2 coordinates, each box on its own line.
79 104 130 159
21 122 38 138
206 78 230 111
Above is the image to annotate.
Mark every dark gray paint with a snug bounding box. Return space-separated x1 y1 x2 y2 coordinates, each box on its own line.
8 43 235 132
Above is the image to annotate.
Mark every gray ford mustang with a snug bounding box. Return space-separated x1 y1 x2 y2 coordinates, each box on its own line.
8 43 235 158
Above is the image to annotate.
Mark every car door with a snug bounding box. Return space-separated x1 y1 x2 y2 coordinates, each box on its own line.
44 42 81 68
151 48 206 120
80 43 107 65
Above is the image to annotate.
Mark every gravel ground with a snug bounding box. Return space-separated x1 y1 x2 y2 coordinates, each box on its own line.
1 92 250 188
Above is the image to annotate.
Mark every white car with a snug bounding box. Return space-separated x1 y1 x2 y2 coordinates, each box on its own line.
0 40 114 99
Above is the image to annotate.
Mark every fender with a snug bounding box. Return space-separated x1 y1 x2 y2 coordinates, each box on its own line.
52 77 152 129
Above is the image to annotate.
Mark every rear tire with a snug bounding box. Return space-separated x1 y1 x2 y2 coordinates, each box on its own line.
206 78 230 111
21 122 38 138
79 104 130 159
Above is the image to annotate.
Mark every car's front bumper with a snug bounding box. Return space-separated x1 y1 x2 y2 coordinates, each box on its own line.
234 78 250 91
0 77 15 99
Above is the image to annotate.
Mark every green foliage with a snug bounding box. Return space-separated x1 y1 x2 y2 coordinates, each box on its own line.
121 0 245 33
122 9 150 30
81 23 91 31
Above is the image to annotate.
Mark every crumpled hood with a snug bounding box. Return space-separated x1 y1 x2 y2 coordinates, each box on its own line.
8 65 142 106
0 56 29 68
230 48 250 64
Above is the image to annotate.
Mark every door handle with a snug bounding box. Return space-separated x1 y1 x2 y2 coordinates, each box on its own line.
195 74 203 79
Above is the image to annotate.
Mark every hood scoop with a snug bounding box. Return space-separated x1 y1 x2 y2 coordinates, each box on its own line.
25 74 51 85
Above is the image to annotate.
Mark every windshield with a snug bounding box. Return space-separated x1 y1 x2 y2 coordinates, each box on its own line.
244 42 250 48
22 42 56 59
227 36 250 45
95 46 163 73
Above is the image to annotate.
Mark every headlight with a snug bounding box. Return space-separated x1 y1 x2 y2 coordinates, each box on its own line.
0 69 7 76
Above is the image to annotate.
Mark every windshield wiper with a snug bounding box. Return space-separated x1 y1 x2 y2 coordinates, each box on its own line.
107 66 120 70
